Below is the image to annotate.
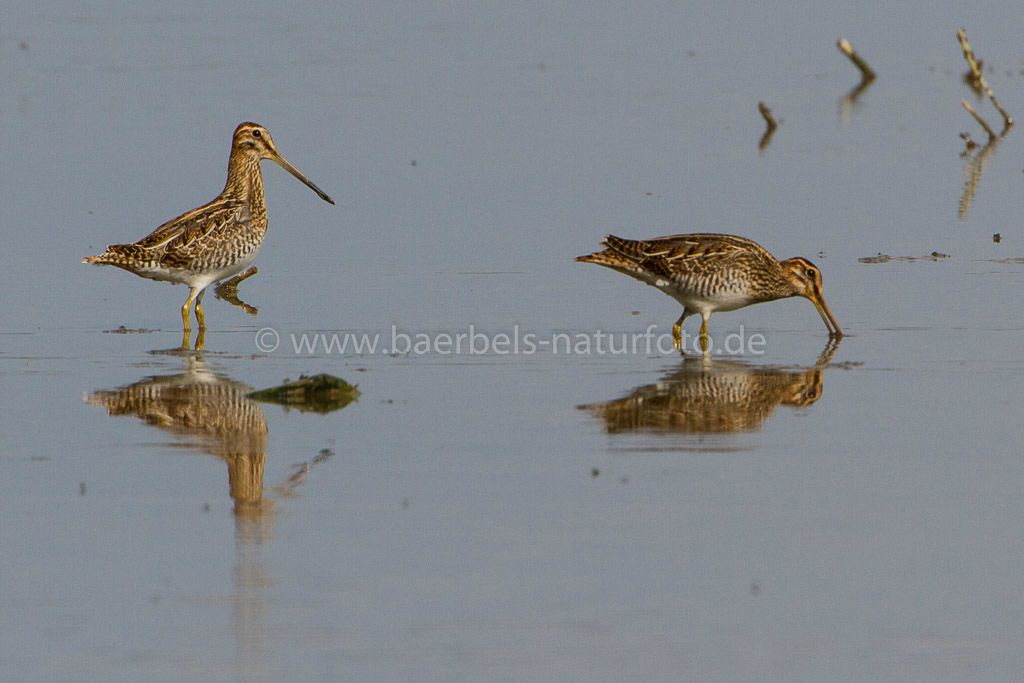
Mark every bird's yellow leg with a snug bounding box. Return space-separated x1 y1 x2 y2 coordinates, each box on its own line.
180 288 197 350
672 310 689 351
699 316 709 353
195 289 207 330
181 289 195 334
193 290 207 351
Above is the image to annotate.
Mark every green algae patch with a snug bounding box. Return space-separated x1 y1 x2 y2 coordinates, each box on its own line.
249 374 360 414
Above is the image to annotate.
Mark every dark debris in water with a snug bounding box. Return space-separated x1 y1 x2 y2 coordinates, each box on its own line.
827 361 865 370
248 374 360 414
104 325 158 334
858 252 950 264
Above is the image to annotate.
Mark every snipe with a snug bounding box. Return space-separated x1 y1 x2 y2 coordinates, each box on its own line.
82 122 334 349
577 233 842 350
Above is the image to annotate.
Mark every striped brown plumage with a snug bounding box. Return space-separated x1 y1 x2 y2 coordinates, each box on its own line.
83 122 334 348
577 233 842 348
579 356 826 436
86 362 270 515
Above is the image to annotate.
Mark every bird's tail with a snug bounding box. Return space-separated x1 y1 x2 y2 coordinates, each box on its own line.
81 244 148 266
575 234 644 268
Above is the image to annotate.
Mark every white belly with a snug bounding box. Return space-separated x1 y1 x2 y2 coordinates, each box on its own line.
632 270 755 315
132 251 258 291
672 289 754 314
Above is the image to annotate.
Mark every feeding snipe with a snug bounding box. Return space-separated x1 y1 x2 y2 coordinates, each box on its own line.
82 122 334 348
577 233 842 349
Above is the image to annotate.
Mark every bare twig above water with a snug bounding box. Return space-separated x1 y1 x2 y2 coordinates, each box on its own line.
957 27 985 94
962 99 997 143
757 101 778 151
957 27 1013 134
837 38 876 81
961 66 984 95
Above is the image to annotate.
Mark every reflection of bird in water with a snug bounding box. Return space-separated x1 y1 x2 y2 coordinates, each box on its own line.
88 360 275 680
86 358 345 681
579 340 838 435
86 357 271 519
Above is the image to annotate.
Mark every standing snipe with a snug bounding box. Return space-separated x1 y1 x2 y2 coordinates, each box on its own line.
577 233 842 350
82 122 334 348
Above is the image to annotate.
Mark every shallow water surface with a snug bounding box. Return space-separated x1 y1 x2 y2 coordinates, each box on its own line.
5 2 1024 681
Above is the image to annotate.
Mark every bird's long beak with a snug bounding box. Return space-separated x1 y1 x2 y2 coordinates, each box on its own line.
811 289 843 338
269 150 335 205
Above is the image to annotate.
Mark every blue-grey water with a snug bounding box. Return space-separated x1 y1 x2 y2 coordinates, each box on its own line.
5 2 1024 681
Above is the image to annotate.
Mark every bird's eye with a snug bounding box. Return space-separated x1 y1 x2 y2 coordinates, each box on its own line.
805 268 816 279
805 390 817 400
252 129 262 138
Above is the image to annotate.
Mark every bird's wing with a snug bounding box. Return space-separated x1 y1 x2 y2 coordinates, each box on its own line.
603 233 771 278
134 197 246 255
641 233 770 262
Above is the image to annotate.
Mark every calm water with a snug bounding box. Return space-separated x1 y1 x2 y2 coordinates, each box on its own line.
5 2 1024 681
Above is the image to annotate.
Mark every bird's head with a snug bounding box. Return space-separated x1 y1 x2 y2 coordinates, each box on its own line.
779 257 842 337
781 368 825 407
232 122 334 205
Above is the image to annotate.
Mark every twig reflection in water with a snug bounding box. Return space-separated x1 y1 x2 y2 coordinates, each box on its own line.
958 128 1000 221
757 101 778 152
579 339 839 440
